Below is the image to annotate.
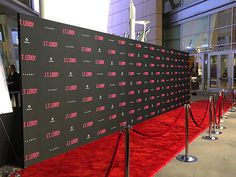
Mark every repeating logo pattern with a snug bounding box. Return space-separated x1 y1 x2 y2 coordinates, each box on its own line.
19 14 190 167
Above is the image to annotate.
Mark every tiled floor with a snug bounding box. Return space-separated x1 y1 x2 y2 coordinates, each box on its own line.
155 92 236 177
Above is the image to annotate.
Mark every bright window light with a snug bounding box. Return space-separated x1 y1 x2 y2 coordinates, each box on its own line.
42 0 111 33
0 56 12 114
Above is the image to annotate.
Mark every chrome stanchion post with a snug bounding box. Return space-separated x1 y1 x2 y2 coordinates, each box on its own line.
229 88 235 112
219 91 225 123
202 96 218 140
221 89 228 119
176 104 198 163
125 125 131 177
211 95 222 135
216 91 226 129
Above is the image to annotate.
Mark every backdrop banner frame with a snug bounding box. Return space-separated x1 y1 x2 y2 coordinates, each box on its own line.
19 14 190 167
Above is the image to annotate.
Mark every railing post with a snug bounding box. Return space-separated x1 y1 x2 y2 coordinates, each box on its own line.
221 90 228 119
211 95 222 135
176 104 198 163
202 96 218 141
125 125 131 177
216 91 226 130
229 88 235 112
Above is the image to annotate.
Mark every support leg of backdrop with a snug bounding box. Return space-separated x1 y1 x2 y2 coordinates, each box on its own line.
125 125 131 177
176 104 198 163
202 96 218 141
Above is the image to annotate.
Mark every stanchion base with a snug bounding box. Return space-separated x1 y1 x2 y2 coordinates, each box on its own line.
202 135 218 140
220 119 224 123
216 126 226 130
211 130 223 135
222 116 228 119
176 155 198 163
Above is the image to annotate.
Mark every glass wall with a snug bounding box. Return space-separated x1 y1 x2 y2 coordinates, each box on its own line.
234 7 236 24
163 7 236 53
234 54 236 88
165 39 180 50
164 7 236 53
164 0 181 13
0 25 4 58
183 17 208 36
0 26 3 41
182 33 208 50
164 25 180 50
210 9 231 29
209 9 232 51
233 7 236 49
210 27 231 51
181 16 208 51
163 0 201 13
163 5 236 90
164 25 180 40
233 26 236 50
183 0 196 6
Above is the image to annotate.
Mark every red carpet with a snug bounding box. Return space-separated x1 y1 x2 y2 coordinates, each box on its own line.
21 100 231 177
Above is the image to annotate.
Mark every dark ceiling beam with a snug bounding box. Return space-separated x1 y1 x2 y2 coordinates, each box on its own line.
0 0 39 16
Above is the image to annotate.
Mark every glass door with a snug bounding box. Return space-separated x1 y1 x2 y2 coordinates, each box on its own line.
208 55 218 89
219 54 229 89
208 52 230 90
233 52 236 88
191 53 204 91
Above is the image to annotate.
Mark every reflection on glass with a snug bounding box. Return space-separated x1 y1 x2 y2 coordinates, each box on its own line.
220 54 228 89
234 54 236 88
0 44 4 58
183 16 208 37
164 0 181 13
204 54 208 90
183 0 195 6
165 39 180 50
164 1 172 13
233 44 236 50
234 7 236 24
182 33 208 50
210 9 232 29
233 25 236 43
210 55 218 88
0 25 4 41
210 27 231 46
11 30 18 45
164 25 180 40
195 56 203 89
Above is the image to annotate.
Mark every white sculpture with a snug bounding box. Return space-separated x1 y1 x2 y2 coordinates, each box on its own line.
129 0 150 42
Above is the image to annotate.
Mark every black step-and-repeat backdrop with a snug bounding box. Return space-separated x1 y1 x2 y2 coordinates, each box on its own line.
19 14 190 167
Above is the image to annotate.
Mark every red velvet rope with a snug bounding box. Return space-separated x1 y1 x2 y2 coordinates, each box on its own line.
105 132 123 177
188 100 210 128
131 107 184 138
